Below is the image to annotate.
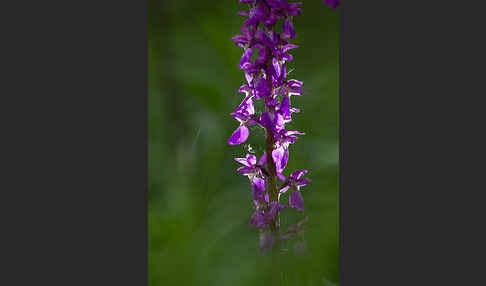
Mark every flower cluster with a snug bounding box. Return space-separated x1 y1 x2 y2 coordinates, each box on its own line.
228 0 338 253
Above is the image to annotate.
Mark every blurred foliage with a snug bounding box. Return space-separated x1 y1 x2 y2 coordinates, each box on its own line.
148 0 339 285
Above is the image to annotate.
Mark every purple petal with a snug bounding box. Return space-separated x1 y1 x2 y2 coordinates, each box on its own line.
237 166 255 175
260 112 273 130
272 146 289 174
239 48 253 70
323 0 339 9
228 125 249 145
250 210 266 228
251 177 265 201
290 170 308 180
259 152 267 166
282 43 299 53
281 18 296 39
235 157 250 166
289 191 304 211
246 154 257 166
245 71 254 85
279 185 290 194
297 177 311 188
280 95 291 121
255 77 271 99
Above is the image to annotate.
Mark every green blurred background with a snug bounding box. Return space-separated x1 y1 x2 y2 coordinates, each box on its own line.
148 0 338 285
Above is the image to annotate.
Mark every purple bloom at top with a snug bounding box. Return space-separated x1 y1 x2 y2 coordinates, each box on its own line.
266 0 302 18
231 26 255 48
244 3 267 28
323 0 339 9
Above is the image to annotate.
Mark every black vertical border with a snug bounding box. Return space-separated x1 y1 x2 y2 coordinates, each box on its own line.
340 0 486 285
1 0 148 285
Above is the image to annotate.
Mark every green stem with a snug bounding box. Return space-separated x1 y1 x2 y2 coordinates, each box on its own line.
265 126 281 286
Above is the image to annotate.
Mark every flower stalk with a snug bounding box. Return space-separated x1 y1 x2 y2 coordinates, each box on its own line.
228 0 339 258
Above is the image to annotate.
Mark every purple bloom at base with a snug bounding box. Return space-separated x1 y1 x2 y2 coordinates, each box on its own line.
287 216 309 232
259 231 275 254
251 177 265 202
289 190 304 211
250 210 267 228
249 201 287 229
266 201 288 220
323 0 339 9
293 239 308 256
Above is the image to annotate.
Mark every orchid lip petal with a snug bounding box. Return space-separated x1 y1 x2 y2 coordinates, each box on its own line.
228 125 249 145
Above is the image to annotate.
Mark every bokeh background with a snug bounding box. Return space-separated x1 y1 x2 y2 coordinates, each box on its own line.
148 0 338 285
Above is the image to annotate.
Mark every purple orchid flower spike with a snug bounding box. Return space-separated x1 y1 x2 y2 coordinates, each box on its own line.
230 0 336 253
